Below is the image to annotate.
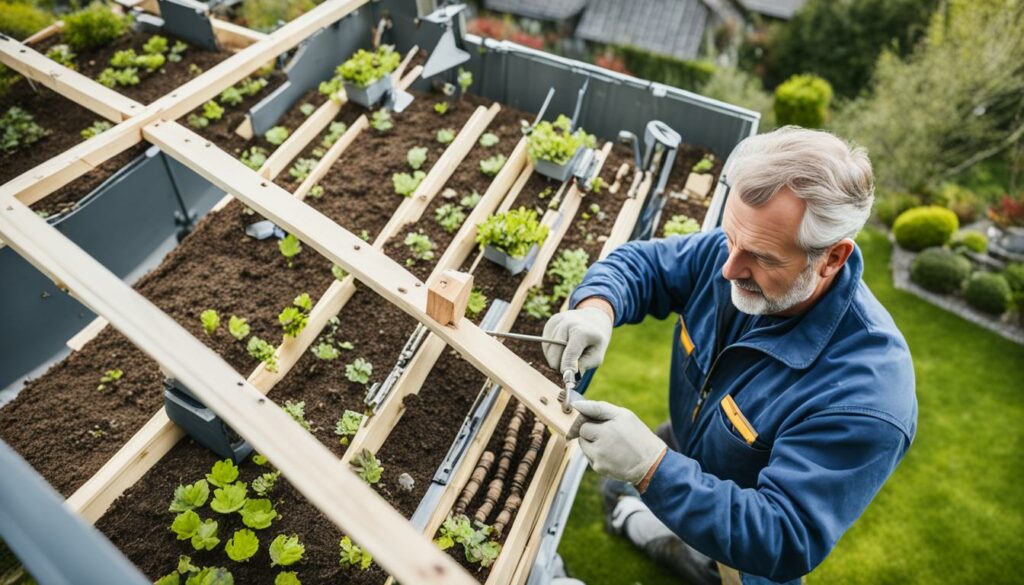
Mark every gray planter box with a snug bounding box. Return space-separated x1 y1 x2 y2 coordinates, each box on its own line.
533 146 584 182
344 74 393 109
483 243 539 275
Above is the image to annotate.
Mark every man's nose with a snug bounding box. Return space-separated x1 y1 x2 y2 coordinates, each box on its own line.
721 249 750 281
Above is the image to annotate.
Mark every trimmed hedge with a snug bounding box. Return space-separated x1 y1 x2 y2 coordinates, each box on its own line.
910 247 970 294
964 272 1011 315
893 206 958 251
773 74 833 128
951 230 987 253
616 45 715 91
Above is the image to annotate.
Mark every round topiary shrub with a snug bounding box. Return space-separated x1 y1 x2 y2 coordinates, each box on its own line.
951 230 988 253
910 247 971 294
774 74 833 128
892 206 958 251
963 272 1011 315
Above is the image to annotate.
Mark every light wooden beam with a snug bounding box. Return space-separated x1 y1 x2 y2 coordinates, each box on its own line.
0 198 475 585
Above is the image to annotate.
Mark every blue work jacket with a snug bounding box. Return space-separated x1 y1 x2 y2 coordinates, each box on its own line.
569 228 917 583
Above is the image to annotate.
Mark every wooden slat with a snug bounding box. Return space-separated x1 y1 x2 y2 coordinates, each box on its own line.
66 316 107 351
289 114 368 200
210 18 268 49
259 101 345 179
0 198 475 585
144 120 578 434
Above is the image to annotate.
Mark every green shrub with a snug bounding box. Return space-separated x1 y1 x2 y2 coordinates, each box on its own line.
892 206 958 251
909 247 970 294
63 2 128 51
963 272 1011 315
0 1 54 41
240 0 315 32
951 230 987 254
873 191 921 227
616 45 715 91
1002 263 1024 294
773 74 833 128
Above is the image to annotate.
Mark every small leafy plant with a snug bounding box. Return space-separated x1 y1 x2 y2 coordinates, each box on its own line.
692 154 714 173
664 214 700 237
547 248 589 303
283 400 313 432
269 534 305 567
311 342 339 360
200 309 220 335
407 146 428 170
524 288 553 319
239 499 278 530
169 479 210 513
265 126 290 145
278 293 312 337
279 234 302 267
404 232 435 263
228 315 250 341
187 101 224 128
169 40 188 63
434 102 449 115
210 482 248 514
475 207 549 259
299 103 316 116
478 132 499 147
225 529 259 562
247 336 278 372
335 410 364 445
308 184 325 199
240 146 268 171
97 66 139 88
527 114 595 165
393 171 426 196
460 191 482 209
436 128 455 144
479 153 506 176
322 121 347 148
345 358 373 385
1 107 49 154
80 120 112 139
206 459 239 488
435 203 466 233
171 510 220 551
467 289 488 318
457 67 473 96
63 2 128 51
143 35 169 56
96 368 123 391
288 157 317 181
435 514 501 568
339 536 373 570
337 46 400 88
351 449 383 484
252 470 280 496
218 86 243 106
45 44 76 69
370 109 393 132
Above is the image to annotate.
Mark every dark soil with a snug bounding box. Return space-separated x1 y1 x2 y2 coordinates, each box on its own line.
186 71 289 157
653 144 724 238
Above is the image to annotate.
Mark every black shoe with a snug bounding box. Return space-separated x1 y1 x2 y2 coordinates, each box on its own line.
601 478 640 535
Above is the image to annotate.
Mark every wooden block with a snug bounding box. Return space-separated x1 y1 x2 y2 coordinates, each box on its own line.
427 270 473 326
683 172 715 199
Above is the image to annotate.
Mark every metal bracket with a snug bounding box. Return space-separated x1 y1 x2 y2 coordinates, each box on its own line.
364 322 431 411
163 378 253 463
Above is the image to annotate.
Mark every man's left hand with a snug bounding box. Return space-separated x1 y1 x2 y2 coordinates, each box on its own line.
569 400 667 485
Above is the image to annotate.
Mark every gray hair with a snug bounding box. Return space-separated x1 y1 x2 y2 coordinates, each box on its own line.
724 126 874 255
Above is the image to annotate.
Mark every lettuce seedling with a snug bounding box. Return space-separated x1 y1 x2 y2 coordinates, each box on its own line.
664 214 700 237
478 132 499 147
311 342 340 360
275 572 300 585
143 35 168 55
345 358 373 384
200 309 220 335
247 337 278 372
178 555 199 574
436 128 455 144
278 234 302 267
527 114 595 165
278 307 307 337
171 510 220 551
466 289 488 318
228 315 249 341
45 44 76 69
370 109 392 132
479 154 506 176
457 68 473 96
218 86 243 106
239 498 278 530
692 154 714 173
308 184 325 199
110 49 137 68
434 102 449 115
211 482 248 514
591 176 605 193
269 534 305 567
407 146 428 170
225 529 259 562
81 120 112 139
339 536 373 570
134 53 166 72
351 449 383 484
283 400 313 432
548 248 589 303
321 121 347 148
434 514 502 567
434 203 466 233
288 157 317 181
265 126 289 145
169 40 188 63
332 264 348 280
299 103 315 116
252 453 269 466
524 288 553 319
460 191 482 209
206 459 239 488
392 171 425 197
202 100 224 121
475 207 550 259
185 566 232 584
97 66 138 88
404 232 435 263
96 368 123 391
251 471 280 496
336 46 400 87
240 146 268 170
169 479 210 513
1 107 49 155
237 77 268 96
335 410 364 445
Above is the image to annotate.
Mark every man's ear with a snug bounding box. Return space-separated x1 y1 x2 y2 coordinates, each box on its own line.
820 238 855 278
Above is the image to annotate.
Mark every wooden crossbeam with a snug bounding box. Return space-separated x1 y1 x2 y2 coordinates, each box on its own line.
1 0 369 207
145 120 577 434
0 198 475 585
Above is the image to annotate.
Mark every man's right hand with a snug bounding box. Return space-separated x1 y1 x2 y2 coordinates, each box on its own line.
542 299 614 373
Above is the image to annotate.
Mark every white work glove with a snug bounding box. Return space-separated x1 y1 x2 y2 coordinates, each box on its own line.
567 400 667 485
542 306 613 374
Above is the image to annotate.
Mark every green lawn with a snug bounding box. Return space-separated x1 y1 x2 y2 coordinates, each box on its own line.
559 228 1024 584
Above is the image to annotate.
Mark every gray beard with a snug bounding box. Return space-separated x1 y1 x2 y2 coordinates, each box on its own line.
729 262 819 315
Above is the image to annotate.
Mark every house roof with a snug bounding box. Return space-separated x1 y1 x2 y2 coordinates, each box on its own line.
736 0 806 20
575 0 710 60
483 0 588 22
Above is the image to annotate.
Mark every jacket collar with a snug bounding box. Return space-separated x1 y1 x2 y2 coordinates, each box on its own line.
711 242 864 370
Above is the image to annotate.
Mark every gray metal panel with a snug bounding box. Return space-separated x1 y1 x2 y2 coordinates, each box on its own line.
157 0 220 51
0 441 149 585
248 11 374 135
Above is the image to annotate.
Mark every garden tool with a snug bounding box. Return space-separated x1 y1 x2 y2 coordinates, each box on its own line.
523 82 602 188
483 330 579 413
421 4 471 79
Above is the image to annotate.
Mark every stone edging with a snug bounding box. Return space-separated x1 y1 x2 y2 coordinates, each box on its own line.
888 235 1024 346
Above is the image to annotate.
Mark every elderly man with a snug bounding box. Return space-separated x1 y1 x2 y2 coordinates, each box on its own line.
542 127 917 585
